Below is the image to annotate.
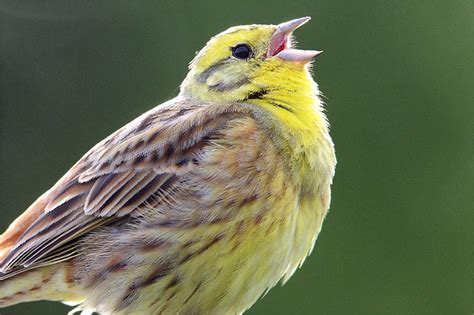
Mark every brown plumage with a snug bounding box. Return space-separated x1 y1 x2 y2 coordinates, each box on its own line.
0 99 247 276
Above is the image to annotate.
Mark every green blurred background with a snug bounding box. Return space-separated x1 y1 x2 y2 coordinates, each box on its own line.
1 0 473 314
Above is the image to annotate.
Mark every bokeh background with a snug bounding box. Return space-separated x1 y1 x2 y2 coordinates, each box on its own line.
1 0 473 314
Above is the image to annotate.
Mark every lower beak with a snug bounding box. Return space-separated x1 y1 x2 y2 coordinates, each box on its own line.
267 16 323 64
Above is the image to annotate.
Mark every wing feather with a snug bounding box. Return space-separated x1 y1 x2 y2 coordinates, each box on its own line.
0 98 248 279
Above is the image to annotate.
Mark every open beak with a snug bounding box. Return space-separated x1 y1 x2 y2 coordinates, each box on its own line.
267 16 323 64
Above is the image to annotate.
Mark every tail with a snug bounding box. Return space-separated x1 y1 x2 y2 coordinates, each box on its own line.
0 193 81 307
0 264 85 308
0 193 85 308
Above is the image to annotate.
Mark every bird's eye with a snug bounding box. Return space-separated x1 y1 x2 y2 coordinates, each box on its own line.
231 44 252 59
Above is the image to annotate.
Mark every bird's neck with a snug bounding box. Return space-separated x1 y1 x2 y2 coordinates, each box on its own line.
244 69 335 191
247 67 328 146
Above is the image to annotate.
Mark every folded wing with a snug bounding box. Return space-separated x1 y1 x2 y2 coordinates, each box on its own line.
0 98 247 279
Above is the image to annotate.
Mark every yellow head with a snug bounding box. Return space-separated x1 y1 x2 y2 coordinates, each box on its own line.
180 17 323 116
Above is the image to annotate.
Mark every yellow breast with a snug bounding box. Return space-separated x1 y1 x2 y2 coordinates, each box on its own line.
141 110 335 314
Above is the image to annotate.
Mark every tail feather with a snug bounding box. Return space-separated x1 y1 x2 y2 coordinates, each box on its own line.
0 192 52 268
0 193 68 308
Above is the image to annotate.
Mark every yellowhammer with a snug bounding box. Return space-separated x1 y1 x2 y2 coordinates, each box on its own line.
0 17 336 314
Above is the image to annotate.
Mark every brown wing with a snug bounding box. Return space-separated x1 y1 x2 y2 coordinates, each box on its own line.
0 97 247 279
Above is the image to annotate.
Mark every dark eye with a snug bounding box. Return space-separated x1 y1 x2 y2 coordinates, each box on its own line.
231 44 252 59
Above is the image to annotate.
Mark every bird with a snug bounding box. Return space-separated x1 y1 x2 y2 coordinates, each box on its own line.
0 16 336 314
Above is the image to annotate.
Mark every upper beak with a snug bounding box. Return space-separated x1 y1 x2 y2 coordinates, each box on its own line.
267 16 323 64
